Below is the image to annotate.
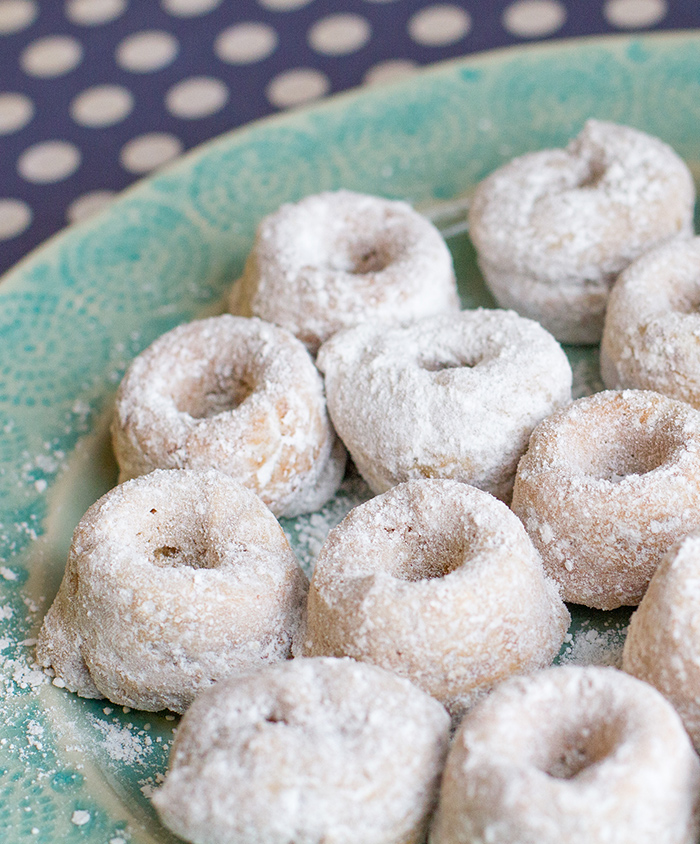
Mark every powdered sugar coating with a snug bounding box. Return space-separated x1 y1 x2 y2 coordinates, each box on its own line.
430 666 700 844
36 469 308 713
302 480 570 718
623 530 700 752
511 389 700 610
111 314 345 518
469 120 695 344
317 309 572 502
229 190 460 354
602 238 700 408
152 657 451 844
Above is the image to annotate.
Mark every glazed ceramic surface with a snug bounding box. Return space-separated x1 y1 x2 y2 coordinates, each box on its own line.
0 32 698 843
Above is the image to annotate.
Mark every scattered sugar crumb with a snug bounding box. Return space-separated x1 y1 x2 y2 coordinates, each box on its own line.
558 623 627 668
0 567 18 581
26 720 44 750
71 810 90 826
285 475 371 573
139 772 165 799
89 718 149 765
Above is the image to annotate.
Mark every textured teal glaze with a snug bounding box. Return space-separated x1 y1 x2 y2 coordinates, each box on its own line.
0 32 698 843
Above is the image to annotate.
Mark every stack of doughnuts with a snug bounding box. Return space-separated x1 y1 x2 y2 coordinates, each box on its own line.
468 120 694 343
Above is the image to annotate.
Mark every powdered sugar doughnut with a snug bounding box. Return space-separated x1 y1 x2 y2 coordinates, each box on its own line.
430 666 700 844
111 314 345 518
36 469 308 713
469 120 695 344
511 389 700 610
302 480 570 718
229 190 460 355
602 238 700 408
317 309 571 502
152 657 451 844
623 530 700 752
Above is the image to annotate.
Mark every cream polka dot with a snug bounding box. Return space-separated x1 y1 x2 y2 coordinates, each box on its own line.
266 68 330 109
214 22 278 64
0 198 32 240
161 0 222 16
308 13 371 56
165 76 228 119
0 0 36 33
70 84 134 127
67 190 115 224
18 140 81 184
604 0 667 28
408 4 471 46
0 93 34 134
364 59 418 86
502 0 566 37
116 30 179 73
65 0 127 25
258 0 312 9
120 132 183 174
20 35 83 78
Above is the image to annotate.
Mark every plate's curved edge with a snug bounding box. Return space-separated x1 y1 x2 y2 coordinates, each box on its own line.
0 28 698 843
1 28 698 292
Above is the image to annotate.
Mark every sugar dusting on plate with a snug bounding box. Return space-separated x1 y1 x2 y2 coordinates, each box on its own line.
558 620 628 668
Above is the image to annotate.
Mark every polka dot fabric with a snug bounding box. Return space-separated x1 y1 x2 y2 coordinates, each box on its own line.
0 0 697 275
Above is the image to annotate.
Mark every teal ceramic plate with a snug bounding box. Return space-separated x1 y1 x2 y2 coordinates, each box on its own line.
1 31 699 843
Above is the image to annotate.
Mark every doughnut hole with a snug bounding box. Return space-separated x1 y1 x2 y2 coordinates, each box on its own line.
373 525 470 582
340 486 492 583
418 352 480 372
575 156 606 191
550 402 684 483
324 235 395 275
171 362 257 419
565 429 674 483
416 338 500 374
529 715 625 780
122 496 225 570
482 677 634 782
661 273 700 315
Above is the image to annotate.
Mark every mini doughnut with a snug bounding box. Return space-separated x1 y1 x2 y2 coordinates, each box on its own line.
511 389 700 610
317 309 572 502
602 237 700 408
430 666 700 844
302 479 570 718
229 190 460 355
468 120 695 344
111 314 345 518
623 530 700 752
36 469 308 713
152 657 451 844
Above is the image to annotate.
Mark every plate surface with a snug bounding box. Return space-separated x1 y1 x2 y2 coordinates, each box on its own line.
1 31 699 844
